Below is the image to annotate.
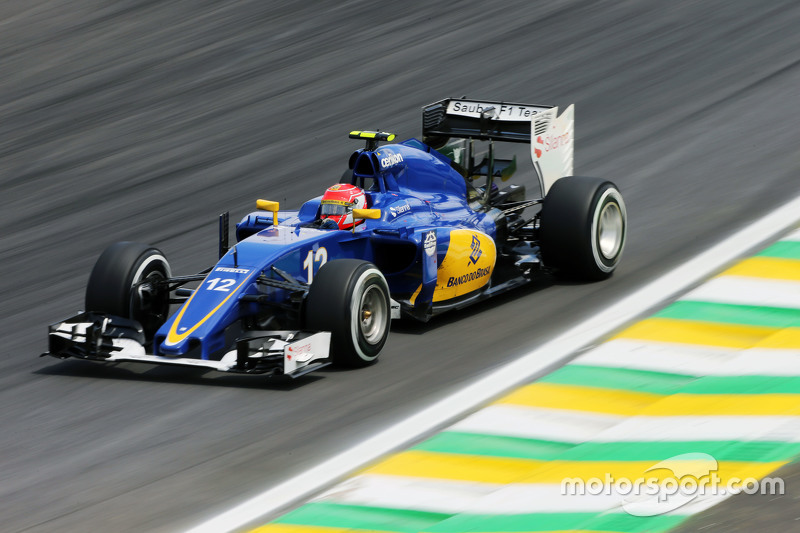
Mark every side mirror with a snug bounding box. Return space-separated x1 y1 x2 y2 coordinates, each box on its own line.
352 208 381 233
353 208 381 220
256 199 279 226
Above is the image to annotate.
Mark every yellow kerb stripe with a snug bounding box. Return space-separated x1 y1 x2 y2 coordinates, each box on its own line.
364 450 544 484
497 382 662 415
362 450 786 486
252 526 386 533
614 317 778 349
496 383 800 416
754 327 800 350
720 257 800 281
642 393 800 416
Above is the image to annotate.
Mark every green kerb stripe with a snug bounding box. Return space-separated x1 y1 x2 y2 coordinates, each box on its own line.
543 365 800 394
541 364 693 394
678 375 800 394
412 431 571 460
757 241 800 260
655 301 800 327
275 504 687 533
416 431 800 462
274 502 450 532
559 440 800 463
427 511 686 532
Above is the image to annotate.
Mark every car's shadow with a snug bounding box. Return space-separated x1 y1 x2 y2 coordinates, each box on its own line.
34 358 323 390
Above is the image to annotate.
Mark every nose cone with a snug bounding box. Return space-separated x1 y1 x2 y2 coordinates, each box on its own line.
155 226 338 358
159 265 255 357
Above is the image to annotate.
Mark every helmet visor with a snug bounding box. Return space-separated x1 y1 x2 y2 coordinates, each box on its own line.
321 202 350 216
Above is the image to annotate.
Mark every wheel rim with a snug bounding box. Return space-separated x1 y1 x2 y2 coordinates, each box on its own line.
358 284 387 345
597 201 624 259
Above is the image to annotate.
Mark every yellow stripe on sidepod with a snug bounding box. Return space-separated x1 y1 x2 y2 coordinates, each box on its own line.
433 229 496 303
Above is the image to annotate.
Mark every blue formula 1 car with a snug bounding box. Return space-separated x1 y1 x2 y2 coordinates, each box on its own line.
45 98 627 377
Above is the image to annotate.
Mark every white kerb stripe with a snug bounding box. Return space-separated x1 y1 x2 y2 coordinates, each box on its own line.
450 404 624 443
577 339 800 376
681 276 800 309
317 475 499 514
590 415 800 443
320 475 627 514
319 474 725 516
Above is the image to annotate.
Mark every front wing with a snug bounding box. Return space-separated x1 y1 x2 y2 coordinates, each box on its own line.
44 312 331 378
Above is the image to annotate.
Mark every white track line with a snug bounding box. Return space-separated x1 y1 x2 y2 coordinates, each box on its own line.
185 194 800 533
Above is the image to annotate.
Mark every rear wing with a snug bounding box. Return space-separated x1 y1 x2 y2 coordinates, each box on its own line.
422 98 574 196
422 98 552 143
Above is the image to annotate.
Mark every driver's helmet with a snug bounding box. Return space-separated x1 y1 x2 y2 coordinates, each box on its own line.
320 184 367 230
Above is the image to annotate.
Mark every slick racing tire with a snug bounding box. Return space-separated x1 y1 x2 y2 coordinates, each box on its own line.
539 176 627 280
305 259 391 367
85 242 172 340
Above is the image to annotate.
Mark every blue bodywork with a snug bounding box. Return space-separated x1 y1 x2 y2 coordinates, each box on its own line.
153 139 506 360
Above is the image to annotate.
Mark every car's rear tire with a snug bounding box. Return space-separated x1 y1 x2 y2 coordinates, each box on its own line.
305 259 390 367
539 176 627 280
85 242 172 340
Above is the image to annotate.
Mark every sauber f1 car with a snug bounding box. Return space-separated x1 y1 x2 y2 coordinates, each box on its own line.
44 98 627 378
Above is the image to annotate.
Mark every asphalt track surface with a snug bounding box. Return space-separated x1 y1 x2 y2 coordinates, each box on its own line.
1 2 799 532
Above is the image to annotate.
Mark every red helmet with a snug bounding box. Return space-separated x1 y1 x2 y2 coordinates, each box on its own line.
320 184 367 230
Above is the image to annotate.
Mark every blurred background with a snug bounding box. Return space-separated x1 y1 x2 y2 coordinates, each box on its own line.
1 1 799 531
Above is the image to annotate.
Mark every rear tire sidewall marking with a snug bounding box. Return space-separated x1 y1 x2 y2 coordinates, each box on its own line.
590 187 626 272
349 267 389 362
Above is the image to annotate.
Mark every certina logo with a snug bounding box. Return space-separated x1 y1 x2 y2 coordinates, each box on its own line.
380 151 404 169
215 267 250 274
534 131 571 158
469 234 482 265
447 267 491 287
389 202 411 218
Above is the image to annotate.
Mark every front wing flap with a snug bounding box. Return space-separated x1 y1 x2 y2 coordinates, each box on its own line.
45 312 330 378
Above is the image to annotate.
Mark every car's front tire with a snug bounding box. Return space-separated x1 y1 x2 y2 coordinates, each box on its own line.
305 259 391 367
85 242 172 340
539 176 627 280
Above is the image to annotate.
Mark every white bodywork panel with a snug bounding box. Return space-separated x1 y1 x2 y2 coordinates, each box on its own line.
531 104 574 195
282 332 331 375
